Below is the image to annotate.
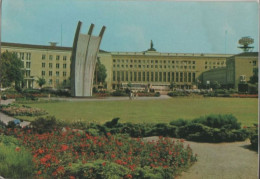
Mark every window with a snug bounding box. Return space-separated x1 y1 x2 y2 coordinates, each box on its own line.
253 61 257 66
26 70 30 77
113 59 116 63
159 72 162 81
138 60 141 63
49 55 53 60
26 62 31 68
63 64 67 69
56 55 60 60
155 60 158 63
56 63 60 69
26 53 31 60
143 72 145 81
126 65 128 68
172 72 175 82
113 71 116 81
147 65 149 68
180 72 183 82
130 65 133 68
167 72 171 82
49 71 52 76
155 72 158 82
121 71 124 81
147 72 149 81
126 71 128 81
130 72 133 81
134 60 137 63
138 72 141 81
56 71 59 77
42 71 45 76
134 72 137 81
121 65 124 68
172 61 175 64
113 64 116 68
184 72 187 82
188 72 191 82
63 56 67 61
138 65 141 68
192 73 196 82
192 66 195 69
49 79 52 85
42 54 46 60
193 61 195 64
56 79 59 84
163 72 166 82
151 72 154 82
117 71 120 81
117 64 120 68
205 66 207 69
117 59 120 62
20 53 24 60
63 72 66 77
49 63 53 68
42 63 45 68
176 72 179 82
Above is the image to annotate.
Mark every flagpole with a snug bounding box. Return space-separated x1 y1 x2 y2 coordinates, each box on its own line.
0 0 2 105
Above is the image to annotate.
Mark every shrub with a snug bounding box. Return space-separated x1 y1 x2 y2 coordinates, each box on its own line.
30 116 61 134
154 92 160 97
170 118 190 127
250 134 258 150
111 90 128 96
192 114 241 129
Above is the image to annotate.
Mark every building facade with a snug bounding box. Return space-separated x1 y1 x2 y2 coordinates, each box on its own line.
201 52 258 89
1 42 233 90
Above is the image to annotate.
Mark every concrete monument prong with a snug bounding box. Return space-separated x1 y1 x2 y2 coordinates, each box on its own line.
70 21 106 97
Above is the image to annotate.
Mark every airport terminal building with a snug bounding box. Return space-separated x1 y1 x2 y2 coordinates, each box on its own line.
1 42 257 91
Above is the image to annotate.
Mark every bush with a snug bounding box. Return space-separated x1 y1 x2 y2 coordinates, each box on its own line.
170 118 190 127
192 114 241 129
250 134 258 150
111 90 128 96
30 116 61 134
154 92 160 97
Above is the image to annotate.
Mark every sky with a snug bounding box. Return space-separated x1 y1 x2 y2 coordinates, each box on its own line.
1 0 259 54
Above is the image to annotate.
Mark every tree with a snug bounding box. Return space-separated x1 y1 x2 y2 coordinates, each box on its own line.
249 68 258 84
170 82 175 90
211 81 221 89
36 77 46 88
0 51 24 88
94 58 107 84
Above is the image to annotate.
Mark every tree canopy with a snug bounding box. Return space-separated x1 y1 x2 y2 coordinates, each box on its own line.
94 58 107 84
36 77 46 88
0 51 24 88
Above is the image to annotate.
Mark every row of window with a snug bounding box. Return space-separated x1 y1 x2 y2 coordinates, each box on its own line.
42 63 67 69
205 66 223 69
112 71 196 83
42 54 67 61
205 61 225 65
113 59 196 65
41 71 67 77
17 52 31 61
113 64 196 70
48 79 67 85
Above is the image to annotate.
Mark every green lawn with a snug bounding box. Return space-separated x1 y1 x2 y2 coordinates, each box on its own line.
21 97 258 126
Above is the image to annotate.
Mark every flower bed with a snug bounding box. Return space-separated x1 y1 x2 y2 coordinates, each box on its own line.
0 104 47 116
7 128 197 178
231 94 258 98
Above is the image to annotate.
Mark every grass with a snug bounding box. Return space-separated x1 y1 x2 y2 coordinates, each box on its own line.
0 135 35 178
18 97 258 126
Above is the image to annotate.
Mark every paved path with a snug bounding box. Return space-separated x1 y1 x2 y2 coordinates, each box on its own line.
0 99 30 127
145 137 258 179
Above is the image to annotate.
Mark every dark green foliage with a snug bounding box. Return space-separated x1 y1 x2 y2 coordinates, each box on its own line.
36 77 46 88
94 58 107 84
170 118 190 127
30 116 61 134
192 114 241 129
104 117 121 128
250 134 258 150
154 92 160 97
0 51 24 88
65 160 130 178
110 90 128 96
167 91 189 97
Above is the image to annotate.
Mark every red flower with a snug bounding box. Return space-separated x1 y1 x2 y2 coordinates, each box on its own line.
69 176 76 179
102 162 106 166
15 147 20 152
60 144 69 151
37 170 42 175
125 174 132 178
111 154 116 158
